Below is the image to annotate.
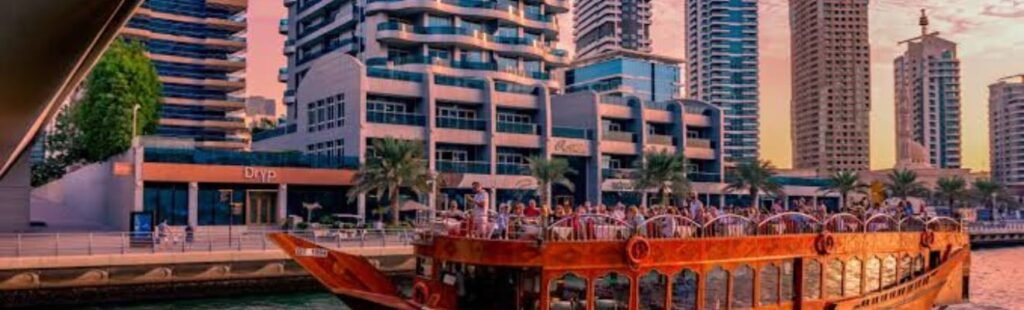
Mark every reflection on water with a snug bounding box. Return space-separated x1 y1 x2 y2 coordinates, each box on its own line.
81 248 1023 310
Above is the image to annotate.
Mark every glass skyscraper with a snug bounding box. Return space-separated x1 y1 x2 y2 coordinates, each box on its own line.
121 0 249 150
565 52 681 103
685 0 759 163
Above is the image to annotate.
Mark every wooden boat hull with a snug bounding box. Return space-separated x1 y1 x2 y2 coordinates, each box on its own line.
271 215 971 310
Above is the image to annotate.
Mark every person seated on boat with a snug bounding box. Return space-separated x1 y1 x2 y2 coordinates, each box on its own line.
470 182 491 238
524 199 541 218
627 206 646 236
661 207 680 238
494 203 511 239
595 204 608 215
611 203 626 221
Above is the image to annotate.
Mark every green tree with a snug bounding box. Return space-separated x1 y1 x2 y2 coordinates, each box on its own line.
821 171 867 211
31 106 84 186
633 151 690 207
725 160 783 209
934 176 968 209
527 156 576 208
74 38 161 162
347 138 430 225
883 169 928 203
972 179 1004 216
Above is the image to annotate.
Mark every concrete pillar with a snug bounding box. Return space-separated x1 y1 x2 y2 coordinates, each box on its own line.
0 152 31 232
358 194 366 220
277 184 288 223
188 182 198 227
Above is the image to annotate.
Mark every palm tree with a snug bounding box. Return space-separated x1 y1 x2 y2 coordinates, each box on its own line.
527 156 576 208
934 176 968 209
725 160 783 209
972 179 1004 219
821 171 867 211
347 138 430 226
633 151 690 207
883 169 928 204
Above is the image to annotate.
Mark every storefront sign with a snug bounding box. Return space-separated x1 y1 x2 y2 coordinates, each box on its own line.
244 167 278 183
553 139 588 155
609 181 634 191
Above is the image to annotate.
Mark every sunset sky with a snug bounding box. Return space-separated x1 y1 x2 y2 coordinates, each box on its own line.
245 0 1024 172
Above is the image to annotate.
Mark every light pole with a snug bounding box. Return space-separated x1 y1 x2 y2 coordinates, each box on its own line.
131 104 141 140
219 189 235 247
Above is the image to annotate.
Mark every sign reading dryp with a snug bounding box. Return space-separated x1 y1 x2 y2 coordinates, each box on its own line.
244 167 278 182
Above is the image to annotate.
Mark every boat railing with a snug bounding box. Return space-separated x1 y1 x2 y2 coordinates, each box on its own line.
756 212 821 235
417 213 964 243
703 214 756 237
547 214 632 241
899 216 928 232
823 213 864 233
638 215 701 239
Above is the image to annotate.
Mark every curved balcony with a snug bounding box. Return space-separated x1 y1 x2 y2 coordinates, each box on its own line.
365 0 559 34
367 55 559 88
158 117 247 131
134 8 246 32
121 28 245 52
146 53 245 72
159 76 246 92
162 97 246 111
376 22 569 66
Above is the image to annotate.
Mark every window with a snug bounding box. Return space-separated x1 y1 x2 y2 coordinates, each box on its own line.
306 93 345 132
307 139 345 160
143 183 189 225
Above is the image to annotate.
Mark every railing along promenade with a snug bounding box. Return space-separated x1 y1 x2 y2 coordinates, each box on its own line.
422 212 965 242
0 228 415 258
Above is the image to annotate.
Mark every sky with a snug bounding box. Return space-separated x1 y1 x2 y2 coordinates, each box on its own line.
245 0 1024 172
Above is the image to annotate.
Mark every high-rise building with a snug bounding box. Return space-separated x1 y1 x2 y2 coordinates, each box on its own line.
245 96 278 128
121 0 249 150
573 0 652 59
685 0 760 162
565 51 682 102
989 75 1024 188
789 0 871 173
894 10 962 169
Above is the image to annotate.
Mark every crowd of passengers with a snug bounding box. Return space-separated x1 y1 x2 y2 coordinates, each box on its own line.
435 182 926 240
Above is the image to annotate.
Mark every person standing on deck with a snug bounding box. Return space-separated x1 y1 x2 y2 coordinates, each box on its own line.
470 182 490 237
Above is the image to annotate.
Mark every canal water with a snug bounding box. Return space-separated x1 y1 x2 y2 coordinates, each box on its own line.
79 247 1022 310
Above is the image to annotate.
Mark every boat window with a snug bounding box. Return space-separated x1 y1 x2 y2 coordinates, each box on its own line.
803 260 821 300
416 256 433 279
595 272 630 309
704 267 728 310
781 261 794 301
865 257 881 293
639 270 667 310
549 273 587 310
732 265 754 309
825 260 843 298
914 255 925 276
759 264 779 306
672 269 698 310
844 258 862 297
882 256 897 288
899 255 913 283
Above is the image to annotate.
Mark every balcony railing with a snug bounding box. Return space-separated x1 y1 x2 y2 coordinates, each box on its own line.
143 147 358 169
496 122 539 134
436 117 487 131
436 160 490 174
252 123 298 142
686 138 712 148
688 172 722 183
367 110 426 126
367 68 424 82
368 0 554 23
648 134 675 146
602 168 637 179
552 127 593 140
497 163 530 175
603 131 635 142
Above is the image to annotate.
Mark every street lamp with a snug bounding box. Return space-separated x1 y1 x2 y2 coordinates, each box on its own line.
219 189 236 247
131 104 141 141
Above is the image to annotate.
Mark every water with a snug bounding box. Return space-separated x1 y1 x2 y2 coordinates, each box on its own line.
78 248 1023 310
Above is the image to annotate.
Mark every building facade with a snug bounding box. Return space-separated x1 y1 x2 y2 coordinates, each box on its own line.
246 96 279 128
789 0 871 173
121 0 249 150
990 76 1024 188
573 0 652 59
893 10 962 169
565 51 682 102
685 0 760 163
